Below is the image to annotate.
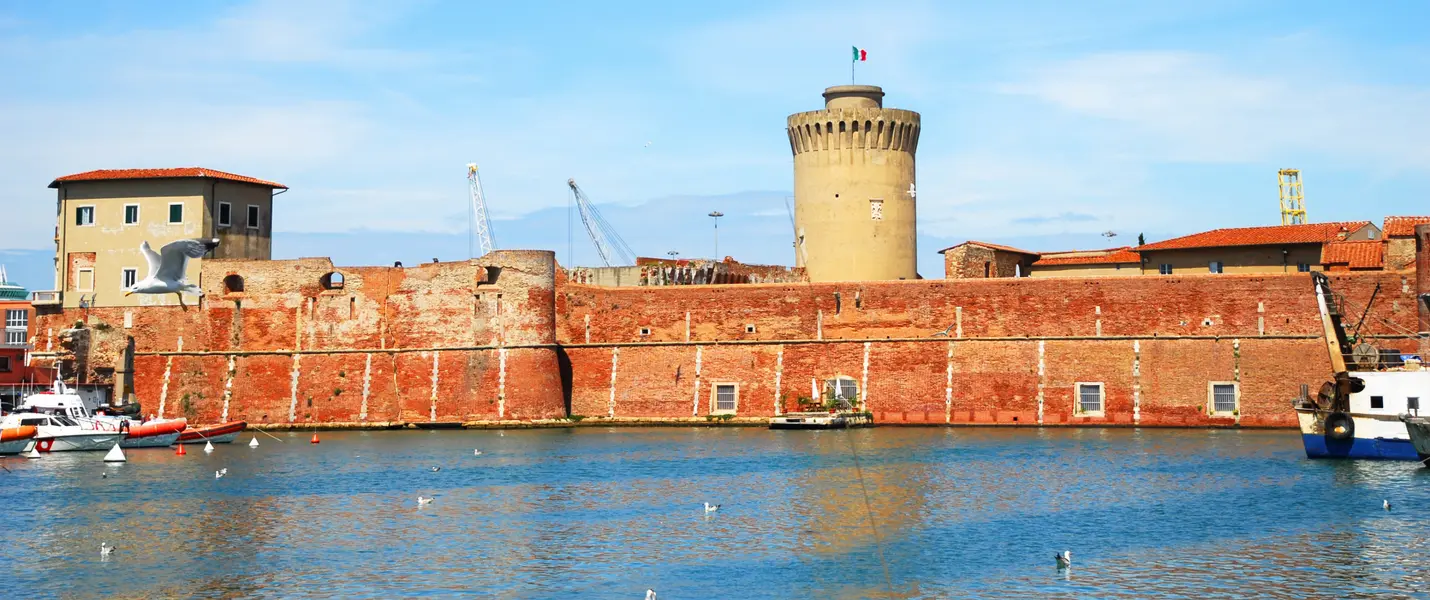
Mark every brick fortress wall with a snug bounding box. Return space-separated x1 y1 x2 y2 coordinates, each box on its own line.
32 249 1425 428
33 250 565 426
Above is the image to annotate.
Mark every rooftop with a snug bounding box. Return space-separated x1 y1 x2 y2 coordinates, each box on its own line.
1033 247 1141 267
49 167 288 190
0 265 26 300
1382 216 1430 237
937 241 1039 256
1136 221 1373 251
1321 240 1384 269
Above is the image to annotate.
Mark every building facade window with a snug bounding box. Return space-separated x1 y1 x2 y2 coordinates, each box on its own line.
1297 263 1311 272
4 309 24 328
824 377 859 407
168 203 184 223
1076 382 1104 415
124 204 139 225
0 356 10 372
711 383 738 415
122 268 138 289
1209 261 1224 274
1210 382 1238 415
76 268 94 291
247 205 261 229
75 206 95 226
219 202 232 227
3 330 23 346
1158 264 1173 275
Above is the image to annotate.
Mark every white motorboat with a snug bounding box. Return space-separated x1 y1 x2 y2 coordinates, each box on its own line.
18 382 187 448
0 412 123 452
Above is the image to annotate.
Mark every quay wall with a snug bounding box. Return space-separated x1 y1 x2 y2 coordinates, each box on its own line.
31 250 1423 428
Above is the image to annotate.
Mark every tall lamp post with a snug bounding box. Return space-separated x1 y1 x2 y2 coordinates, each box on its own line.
708 211 724 259
667 250 679 260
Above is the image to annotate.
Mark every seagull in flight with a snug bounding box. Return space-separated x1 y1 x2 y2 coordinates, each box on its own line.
703 502 720 514
124 238 220 310
1055 550 1071 569
417 496 434 506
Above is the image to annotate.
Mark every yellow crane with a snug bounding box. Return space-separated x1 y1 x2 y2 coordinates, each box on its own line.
1278 169 1306 225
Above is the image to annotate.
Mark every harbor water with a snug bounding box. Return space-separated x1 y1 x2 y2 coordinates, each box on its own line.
2 427 1428 599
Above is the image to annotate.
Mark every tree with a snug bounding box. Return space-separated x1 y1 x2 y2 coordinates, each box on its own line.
1137 233 1145 246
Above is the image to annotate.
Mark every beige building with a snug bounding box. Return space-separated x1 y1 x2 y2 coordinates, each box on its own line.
1384 216 1430 271
1029 247 1141 278
1135 221 1379 275
43 168 287 309
788 85 920 282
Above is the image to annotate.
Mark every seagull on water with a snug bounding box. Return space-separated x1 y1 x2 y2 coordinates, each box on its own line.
124 238 220 310
431 466 441 472
703 502 720 514
645 589 657 600
101 542 115 558
1384 499 1392 511
417 496 434 505
473 449 483 456
1055 550 1071 569
215 470 224 479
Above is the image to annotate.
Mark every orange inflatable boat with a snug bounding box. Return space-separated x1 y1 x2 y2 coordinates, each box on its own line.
124 418 187 439
0 425 38 455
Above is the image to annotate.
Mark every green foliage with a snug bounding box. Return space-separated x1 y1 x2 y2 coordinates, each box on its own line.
568 414 586 422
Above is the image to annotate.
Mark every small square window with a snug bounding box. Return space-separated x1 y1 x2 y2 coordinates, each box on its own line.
745 324 756 334
1408 397 1420 412
712 383 738 415
1210 383 1238 414
168 203 184 223
124 204 139 225
1297 263 1311 273
1076 382 1104 415
247 205 261 229
639 327 651 336
1370 396 1384 409
122 268 137 289
1159 264 1173 275
1209 261 1224 274
219 202 232 227
75 206 95 226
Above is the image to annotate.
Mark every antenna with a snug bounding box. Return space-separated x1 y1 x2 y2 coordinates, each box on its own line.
1278 169 1307 225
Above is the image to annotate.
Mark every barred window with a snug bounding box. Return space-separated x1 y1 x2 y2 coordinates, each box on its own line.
713 384 738 414
1078 383 1103 414
1212 383 1237 414
824 378 859 404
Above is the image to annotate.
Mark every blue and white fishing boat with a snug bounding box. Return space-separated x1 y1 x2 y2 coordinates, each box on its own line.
1293 273 1428 460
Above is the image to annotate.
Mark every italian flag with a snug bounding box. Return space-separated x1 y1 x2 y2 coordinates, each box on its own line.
852 46 867 62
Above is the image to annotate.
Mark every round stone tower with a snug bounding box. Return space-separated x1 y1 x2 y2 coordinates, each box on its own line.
787 85 920 282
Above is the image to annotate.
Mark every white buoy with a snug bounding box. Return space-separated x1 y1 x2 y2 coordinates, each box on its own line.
25 445 41 459
249 436 260 448
103 443 127 463
204 440 215 453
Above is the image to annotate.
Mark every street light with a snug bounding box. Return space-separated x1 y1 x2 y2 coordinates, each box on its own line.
667 250 679 260
708 211 724 259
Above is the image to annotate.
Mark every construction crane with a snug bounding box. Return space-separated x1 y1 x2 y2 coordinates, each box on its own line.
567 178 636 267
467 163 496 257
1278 168 1307 225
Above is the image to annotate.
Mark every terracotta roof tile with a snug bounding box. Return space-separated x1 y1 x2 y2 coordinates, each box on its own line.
1033 247 1141 266
1382 216 1430 237
1320 240 1383 269
1137 221 1372 251
49 167 287 189
936 240 1039 256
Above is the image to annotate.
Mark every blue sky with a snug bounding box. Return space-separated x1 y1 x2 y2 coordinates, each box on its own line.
1 0 1428 290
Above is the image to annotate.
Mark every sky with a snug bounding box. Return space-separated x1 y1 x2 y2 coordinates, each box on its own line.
1 0 1428 290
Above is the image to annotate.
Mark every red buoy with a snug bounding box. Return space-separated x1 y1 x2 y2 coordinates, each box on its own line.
175 443 187 456
310 433 320 444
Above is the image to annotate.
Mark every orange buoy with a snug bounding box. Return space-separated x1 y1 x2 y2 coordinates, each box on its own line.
175 443 187 456
310 433 320 444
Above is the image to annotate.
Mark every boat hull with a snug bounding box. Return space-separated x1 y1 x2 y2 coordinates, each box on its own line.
1296 409 1417 461
120 431 182 449
176 421 247 444
37 433 125 452
0 438 35 455
1403 418 1430 464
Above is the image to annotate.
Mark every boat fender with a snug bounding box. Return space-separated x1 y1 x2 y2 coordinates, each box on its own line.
1324 412 1355 441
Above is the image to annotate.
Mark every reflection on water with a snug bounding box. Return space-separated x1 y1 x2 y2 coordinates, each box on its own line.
1 427 1427 598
